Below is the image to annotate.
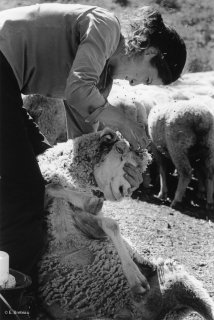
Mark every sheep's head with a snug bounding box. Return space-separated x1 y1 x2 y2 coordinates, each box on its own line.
71 127 151 201
41 128 151 200
93 129 147 201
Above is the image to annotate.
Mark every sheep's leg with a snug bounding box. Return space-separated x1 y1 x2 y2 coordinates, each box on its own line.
99 216 150 296
45 183 103 214
206 178 214 210
151 144 168 200
167 144 192 207
205 155 214 210
158 160 168 200
172 171 192 207
157 258 214 320
72 209 150 299
194 164 206 200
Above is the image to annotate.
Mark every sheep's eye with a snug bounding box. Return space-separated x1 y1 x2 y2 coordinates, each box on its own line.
116 145 124 154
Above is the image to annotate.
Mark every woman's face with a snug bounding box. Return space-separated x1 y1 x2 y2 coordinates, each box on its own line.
126 50 163 86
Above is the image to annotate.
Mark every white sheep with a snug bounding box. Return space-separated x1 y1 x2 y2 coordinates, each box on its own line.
23 90 155 146
38 225 214 320
37 128 214 319
38 127 152 309
23 94 67 145
148 97 214 210
24 72 214 207
23 72 214 147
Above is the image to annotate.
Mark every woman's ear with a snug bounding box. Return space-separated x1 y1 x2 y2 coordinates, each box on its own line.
144 46 159 57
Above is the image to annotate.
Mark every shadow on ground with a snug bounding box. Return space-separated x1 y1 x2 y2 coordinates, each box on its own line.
132 160 214 222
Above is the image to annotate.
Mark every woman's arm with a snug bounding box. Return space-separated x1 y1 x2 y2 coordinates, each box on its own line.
86 102 149 150
65 10 121 118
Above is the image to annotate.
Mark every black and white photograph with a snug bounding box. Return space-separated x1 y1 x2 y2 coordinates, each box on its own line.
0 0 214 319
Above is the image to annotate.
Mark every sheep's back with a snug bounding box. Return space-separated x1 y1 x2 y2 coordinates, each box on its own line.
148 99 214 154
148 105 169 154
23 94 67 145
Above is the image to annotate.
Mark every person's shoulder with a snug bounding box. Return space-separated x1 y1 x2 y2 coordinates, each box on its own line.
92 6 120 27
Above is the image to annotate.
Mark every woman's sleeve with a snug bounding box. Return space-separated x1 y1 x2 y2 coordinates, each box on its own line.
65 11 121 119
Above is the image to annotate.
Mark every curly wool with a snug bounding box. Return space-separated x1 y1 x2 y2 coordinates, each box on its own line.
148 97 214 206
38 197 214 320
38 199 140 319
38 130 152 194
37 130 153 319
37 128 156 319
39 237 134 317
38 131 106 194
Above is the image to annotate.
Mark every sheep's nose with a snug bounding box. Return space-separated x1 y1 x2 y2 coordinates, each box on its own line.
119 185 124 197
119 185 130 197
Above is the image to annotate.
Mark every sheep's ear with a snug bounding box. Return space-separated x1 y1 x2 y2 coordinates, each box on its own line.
100 128 118 146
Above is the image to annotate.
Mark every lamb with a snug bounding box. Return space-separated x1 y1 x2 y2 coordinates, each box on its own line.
38 127 152 310
148 97 214 210
37 128 214 320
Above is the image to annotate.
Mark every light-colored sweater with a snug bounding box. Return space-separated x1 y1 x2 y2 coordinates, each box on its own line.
0 3 121 117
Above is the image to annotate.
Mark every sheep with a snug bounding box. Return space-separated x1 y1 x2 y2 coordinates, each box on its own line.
148 97 214 210
37 128 214 320
38 127 152 308
24 72 214 207
23 94 67 145
23 72 214 144
23 91 155 146
37 224 214 320
23 72 214 147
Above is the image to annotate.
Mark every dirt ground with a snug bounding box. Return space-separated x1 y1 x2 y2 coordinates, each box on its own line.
104 171 214 320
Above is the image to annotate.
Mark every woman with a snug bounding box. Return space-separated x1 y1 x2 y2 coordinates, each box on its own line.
0 3 186 285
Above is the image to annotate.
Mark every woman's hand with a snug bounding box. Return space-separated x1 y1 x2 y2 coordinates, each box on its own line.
117 116 148 150
123 163 143 192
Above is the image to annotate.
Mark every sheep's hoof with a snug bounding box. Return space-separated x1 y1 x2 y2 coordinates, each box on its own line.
156 192 168 201
170 201 183 210
206 202 214 211
84 197 104 214
196 191 206 201
157 258 178 286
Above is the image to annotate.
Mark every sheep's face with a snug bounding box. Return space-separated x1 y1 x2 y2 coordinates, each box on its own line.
94 129 141 201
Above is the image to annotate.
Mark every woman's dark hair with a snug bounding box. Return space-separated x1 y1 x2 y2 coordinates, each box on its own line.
127 6 187 84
